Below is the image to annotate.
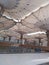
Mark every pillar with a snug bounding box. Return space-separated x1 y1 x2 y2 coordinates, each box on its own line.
9 36 11 42
38 38 42 46
3 37 6 41
20 33 23 44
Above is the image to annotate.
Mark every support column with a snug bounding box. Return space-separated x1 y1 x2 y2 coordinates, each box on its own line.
20 33 23 44
20 33 23 40
9 36 11 42
38 38 42 46
17 31 26 44
3 37 6 41
35 37 42 46
46 30 49 46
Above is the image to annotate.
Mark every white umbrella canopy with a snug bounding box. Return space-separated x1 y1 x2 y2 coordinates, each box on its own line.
33 4 49 30
0 30 46 42
23 33 47 44
3 0 49 20
20 4 49 31
21 14 38 29
0 30 20 39
0 30 7 37
9 23 43 34
21 13 45 32
0 0 49 30
0 0 49 40
0 17 16 30
23 33 47 40
8 23 45 41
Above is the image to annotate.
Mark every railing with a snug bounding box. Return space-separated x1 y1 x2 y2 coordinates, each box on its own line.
20 44 49 52
0 41 49 52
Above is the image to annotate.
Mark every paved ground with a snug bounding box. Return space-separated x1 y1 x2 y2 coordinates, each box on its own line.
39 62 49 65
0 53 49 65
